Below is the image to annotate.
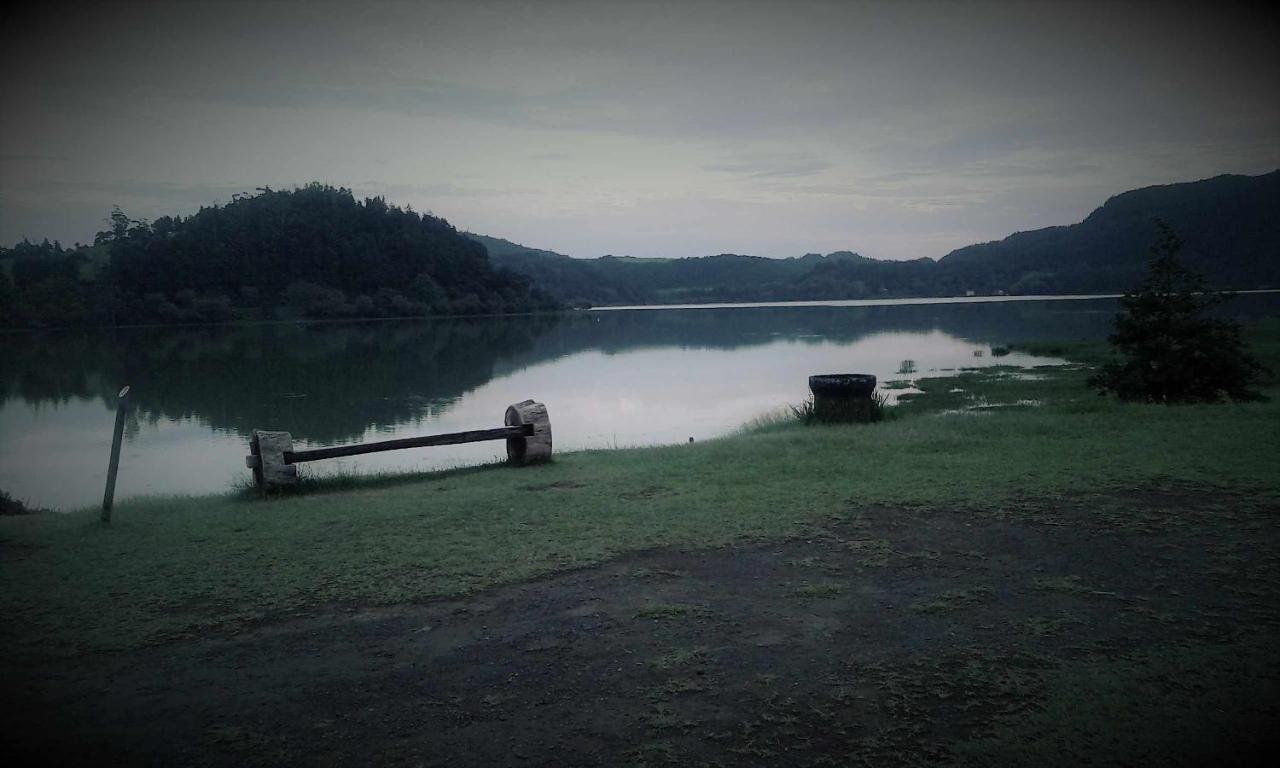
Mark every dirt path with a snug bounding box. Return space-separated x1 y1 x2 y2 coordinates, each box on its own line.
5 489 1279 766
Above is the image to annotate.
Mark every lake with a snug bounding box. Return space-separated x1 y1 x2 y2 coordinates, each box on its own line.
4 293 1278 510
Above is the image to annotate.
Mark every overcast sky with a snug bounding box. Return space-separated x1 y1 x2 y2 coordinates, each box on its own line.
2 0 1277 260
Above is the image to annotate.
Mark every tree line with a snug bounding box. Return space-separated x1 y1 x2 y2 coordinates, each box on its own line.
5 171 1275 327
0 184 558 328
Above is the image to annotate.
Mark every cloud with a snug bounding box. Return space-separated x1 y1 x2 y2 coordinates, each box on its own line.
355 181 540 200
188 80 532 123
0 180 262 243
0 178 251 207
702 152 832 179
1 153 71 162
2 0 1277 257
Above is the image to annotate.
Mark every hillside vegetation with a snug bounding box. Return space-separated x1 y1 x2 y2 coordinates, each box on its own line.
4 171 1277 326
0 185 555 328
940 170 1280 294
479 170 1280 306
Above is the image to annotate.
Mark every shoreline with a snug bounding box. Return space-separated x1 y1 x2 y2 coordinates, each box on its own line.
3 335 1278 765
588 287 1280 312
5 288 1278 334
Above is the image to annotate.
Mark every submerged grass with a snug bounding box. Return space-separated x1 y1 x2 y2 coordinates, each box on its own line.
2 322 1279 655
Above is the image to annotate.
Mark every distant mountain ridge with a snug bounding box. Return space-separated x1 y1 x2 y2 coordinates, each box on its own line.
471 170 1280 306
468 233 889 307
3 172 1276 328
938 171 1280 294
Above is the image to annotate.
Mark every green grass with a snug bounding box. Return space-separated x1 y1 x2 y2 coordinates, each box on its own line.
955 639 1280 766
650 646 711 670
790 582 845 598
910 587 994 614
3 322 1279 656
636 603 710 621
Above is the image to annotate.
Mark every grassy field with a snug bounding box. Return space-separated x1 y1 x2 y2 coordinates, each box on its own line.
2 322 1278 656
2 320 1279 766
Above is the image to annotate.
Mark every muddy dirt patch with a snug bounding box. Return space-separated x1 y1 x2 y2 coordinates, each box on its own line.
3 490 1278 766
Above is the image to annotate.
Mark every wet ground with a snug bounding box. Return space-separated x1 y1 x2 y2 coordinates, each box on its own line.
4 488 1279 766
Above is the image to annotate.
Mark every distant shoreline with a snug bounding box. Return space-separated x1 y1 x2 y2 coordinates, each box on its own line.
587 289 1280 313
5 289 1276 334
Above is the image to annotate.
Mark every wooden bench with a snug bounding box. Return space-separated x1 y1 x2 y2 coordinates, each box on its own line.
245 399 551 492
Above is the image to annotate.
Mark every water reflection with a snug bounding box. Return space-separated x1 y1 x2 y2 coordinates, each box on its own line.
1 317 558 443
2 294 1276 509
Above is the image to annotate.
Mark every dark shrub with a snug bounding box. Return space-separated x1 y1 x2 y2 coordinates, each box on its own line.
1090 222 1269 403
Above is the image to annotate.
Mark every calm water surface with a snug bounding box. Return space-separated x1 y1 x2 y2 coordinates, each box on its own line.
4 294 1278 510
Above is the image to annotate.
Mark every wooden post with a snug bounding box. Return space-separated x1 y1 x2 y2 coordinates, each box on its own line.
102 385 131 524
505 400 552 464
248 430 298 492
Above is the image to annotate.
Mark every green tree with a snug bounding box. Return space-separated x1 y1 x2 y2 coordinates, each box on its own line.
0 270 17 326
1090 222 1268 403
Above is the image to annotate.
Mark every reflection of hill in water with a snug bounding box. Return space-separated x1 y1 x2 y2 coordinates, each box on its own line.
4 295 1273 443
0 318 558 443
498 293 1275 374
497 301 1122 375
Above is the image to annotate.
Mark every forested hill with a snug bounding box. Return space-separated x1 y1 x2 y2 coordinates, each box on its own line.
4 172 1276 327
938 170 1280 294
0 185 556 328
473 170 1280 306
470 234 905 307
